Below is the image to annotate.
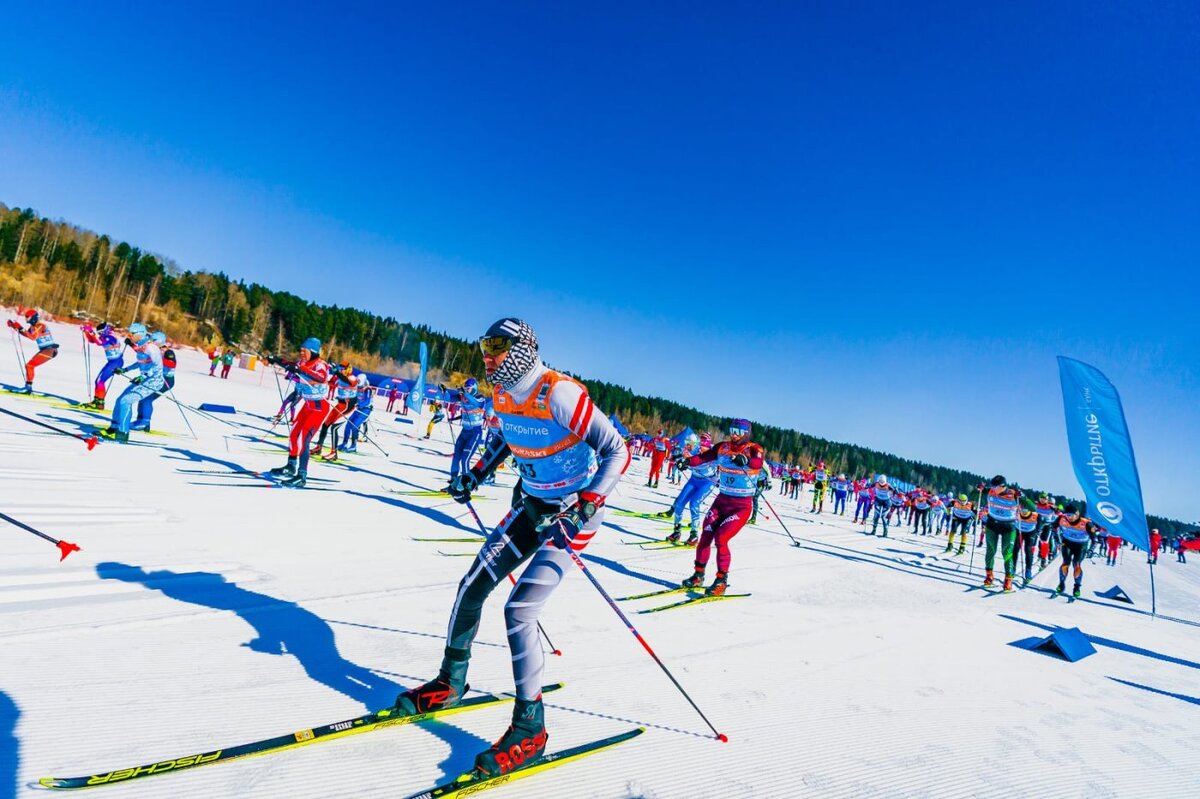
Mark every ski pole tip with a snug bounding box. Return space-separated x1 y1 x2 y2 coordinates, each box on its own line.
552 649 563 656
716 733 729 743
84 436 98 450
57 541 81 561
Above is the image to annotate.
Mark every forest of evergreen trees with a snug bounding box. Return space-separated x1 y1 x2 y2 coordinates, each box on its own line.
0 202 1190 536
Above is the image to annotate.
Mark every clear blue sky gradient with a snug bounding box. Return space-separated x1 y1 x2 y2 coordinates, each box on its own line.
1 2 1196 521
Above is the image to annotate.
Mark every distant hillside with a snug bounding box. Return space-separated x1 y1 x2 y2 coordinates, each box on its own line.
1 202 1191 536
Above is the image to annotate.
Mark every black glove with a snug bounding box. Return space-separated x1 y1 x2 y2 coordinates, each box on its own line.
130 376 143 386
113 367 126 376
536 497 598 549
731 453 750 467
124 337 134 347
265 354 280 365
447 470 479 504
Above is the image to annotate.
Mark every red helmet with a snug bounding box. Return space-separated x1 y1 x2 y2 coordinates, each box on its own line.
23 308 38 321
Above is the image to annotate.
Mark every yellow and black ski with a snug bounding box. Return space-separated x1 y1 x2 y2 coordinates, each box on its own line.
402 727 644 799
40 684 564 791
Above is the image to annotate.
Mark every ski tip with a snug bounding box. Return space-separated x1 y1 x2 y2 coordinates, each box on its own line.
716 733 729 743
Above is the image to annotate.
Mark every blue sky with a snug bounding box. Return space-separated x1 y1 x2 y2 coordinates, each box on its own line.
1 2 1196 521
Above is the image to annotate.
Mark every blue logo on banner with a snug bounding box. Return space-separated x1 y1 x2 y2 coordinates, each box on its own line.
1057 356 1149 550
407 341 428 413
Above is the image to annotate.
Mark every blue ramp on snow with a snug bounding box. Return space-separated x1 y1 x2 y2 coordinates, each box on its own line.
1030 628 1097 662
199 403 237 414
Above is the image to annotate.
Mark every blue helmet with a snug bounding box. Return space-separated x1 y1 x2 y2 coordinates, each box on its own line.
301 337 321 353
729 418 752 436
150 331 167 344
464 377 478 391
128 322 148 337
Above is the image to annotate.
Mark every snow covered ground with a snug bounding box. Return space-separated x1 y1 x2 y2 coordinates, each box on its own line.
2 314 1198 798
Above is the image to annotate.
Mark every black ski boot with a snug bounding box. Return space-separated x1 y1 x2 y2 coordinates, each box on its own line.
269 457 297 477
684 531 699 546
473 696 547 777
706 570 729 597
681 566 705 589
280 470 307 489
395 656 469 716
666 524 681 544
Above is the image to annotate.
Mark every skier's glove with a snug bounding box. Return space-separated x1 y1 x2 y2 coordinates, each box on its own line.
113 367 126 375
536 494 601 549
6 320 20 330
447 470 480 504
731 453 750 467
130 376 143 386
265 354 280 365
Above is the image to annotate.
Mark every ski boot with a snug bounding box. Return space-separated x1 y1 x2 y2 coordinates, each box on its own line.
395 659 469 716
681 566 705 589
943 542 954 553
473 697 547 777
130 420 150 432
652 480 659 488
280 471 307 489
666 524 681 544
955 545 965 556
684 532 699 547
706 571 728 597
87 397 105 410
655 509 673 519
1072 584 1081 599
1024 568 1033 584
269 457 297 477
1055 581 1065 595
749 515 758 525
982 569 995 588
1002 576 1014 593
1038 557 1047 570
18 383 33 395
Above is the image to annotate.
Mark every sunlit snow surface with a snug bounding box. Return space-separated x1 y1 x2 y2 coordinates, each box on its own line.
2 315 1198 798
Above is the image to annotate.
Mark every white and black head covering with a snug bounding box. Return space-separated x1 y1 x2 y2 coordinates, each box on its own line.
482 318 539 389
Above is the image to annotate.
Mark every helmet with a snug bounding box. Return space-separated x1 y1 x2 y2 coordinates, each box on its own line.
301 337 322 353
699 433 713 447
877 475 887 485
958 493 968 501
22 308 38 323
340 361 353 374
464 377 478 391
1064 503 1079 515
128 322 148 337
729 418 751 437
480 318 538 388
991 475 1006 487
818 461 825 468
837 473 845 480
150 331 167 344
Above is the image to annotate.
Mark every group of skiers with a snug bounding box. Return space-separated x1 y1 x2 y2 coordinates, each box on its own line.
6 308 178 443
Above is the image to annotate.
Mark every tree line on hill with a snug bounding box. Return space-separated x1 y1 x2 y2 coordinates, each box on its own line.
1 202 1191 536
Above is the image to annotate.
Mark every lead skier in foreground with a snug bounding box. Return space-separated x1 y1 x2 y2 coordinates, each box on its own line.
394 318 629 778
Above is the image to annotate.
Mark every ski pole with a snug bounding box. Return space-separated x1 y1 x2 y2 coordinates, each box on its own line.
0 405 99 449
462 500 562 657
0 510 81 561
562 540 727 742
761 496 801 546
10 328 27 380
967 485 984 577
166 386 198 440
81 328 92 397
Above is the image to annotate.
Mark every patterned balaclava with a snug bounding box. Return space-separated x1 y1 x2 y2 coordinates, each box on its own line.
483 318 539 389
